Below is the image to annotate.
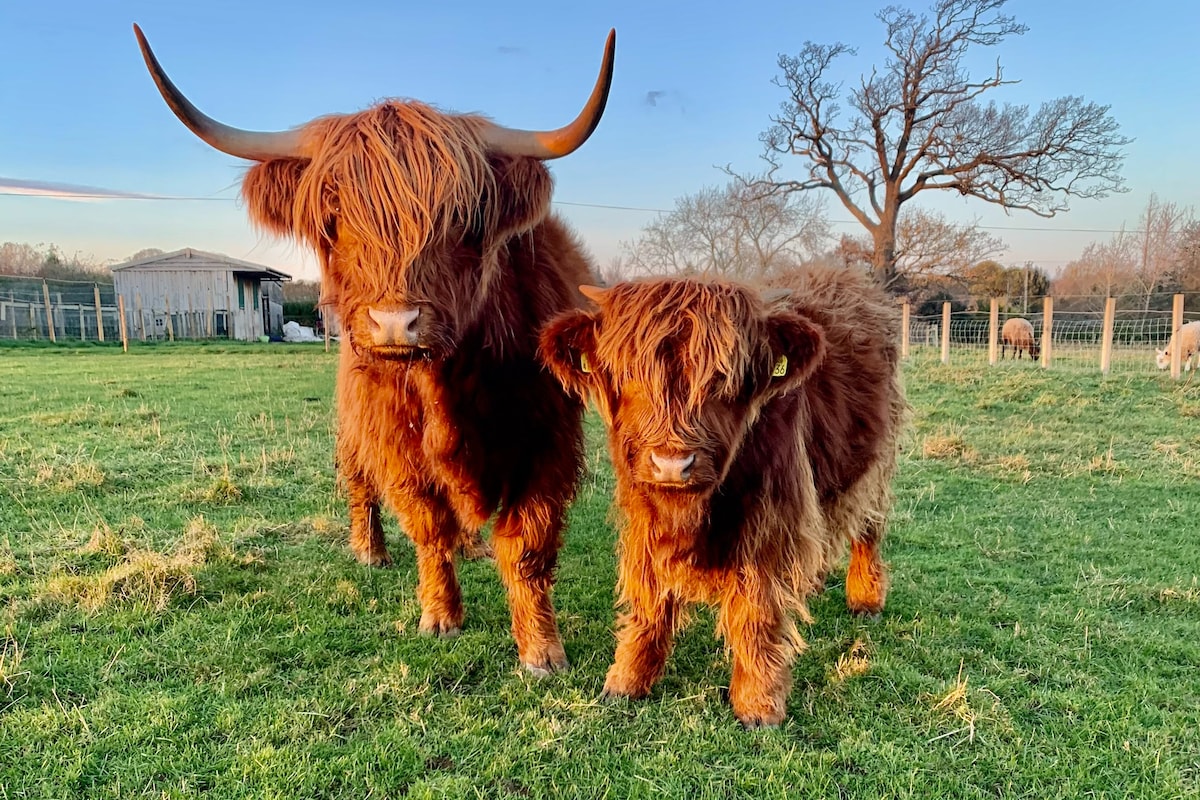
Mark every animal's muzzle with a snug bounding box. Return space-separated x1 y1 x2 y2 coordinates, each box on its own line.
648 451 696 484
366 306 422 348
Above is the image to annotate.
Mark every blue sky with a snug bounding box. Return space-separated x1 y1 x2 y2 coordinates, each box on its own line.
1 0 1196 281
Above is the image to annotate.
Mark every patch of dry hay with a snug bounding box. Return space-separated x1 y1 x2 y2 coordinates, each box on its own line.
44 517 233 613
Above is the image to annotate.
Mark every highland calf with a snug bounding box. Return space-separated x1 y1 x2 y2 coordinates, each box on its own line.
540 266 906 727
135 25 615 675
1001 317 1040 361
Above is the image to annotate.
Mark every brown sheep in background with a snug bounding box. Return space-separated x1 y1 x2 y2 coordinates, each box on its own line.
1001 317 1040 361
540 266 906 727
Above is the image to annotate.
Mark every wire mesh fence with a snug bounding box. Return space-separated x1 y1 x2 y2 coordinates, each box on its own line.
907 294 1200 376
0 274 236 343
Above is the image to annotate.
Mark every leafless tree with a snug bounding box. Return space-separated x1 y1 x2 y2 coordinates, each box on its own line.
1053 228 1138 311
1131 194 1192 310
821 207 1005 286
618 180 830 279
755 0 1130 288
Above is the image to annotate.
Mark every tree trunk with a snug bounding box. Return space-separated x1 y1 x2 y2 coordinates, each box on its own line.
872 226 899 290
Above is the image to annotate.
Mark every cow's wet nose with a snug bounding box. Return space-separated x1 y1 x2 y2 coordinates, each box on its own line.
367 307 421 346
649 451 696 483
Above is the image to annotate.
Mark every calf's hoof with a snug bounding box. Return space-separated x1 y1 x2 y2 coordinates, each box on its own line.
738 714 783 730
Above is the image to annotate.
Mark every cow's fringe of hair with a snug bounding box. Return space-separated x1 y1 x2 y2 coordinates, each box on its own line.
293 101 501 293
593 279 771 421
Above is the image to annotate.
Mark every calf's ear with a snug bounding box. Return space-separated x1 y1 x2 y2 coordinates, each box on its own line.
539 310 600 397
764 311 826 393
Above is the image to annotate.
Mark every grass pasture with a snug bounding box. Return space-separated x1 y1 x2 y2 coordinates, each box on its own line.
1 342 1199 799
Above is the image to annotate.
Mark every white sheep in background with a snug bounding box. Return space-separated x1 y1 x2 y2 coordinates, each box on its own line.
1156 320 1200 372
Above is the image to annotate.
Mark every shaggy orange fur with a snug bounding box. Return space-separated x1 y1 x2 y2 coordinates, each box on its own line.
240 101 596 675
541 265 906 726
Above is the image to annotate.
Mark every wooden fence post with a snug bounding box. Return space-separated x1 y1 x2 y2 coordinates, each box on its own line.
8 291 16 339
135 292 146 341
1040 296 1054 368
900 300 910 358
117 295 129 353
1100 297 1116 375
1171 293 1185 380
206 291 214 338
987 298 999 365
940 301 951 364
165 296 175 342
78 304 86 341
41 281 56 342
94 284 105 342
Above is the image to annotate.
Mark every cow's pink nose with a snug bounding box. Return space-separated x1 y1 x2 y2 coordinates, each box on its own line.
367 307 421 346
650 452 696 483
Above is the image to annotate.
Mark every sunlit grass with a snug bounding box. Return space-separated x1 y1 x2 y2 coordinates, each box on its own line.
1 341 1198 798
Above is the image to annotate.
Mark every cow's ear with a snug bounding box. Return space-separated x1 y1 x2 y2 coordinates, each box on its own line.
242 159 309 239
484 155 554 241
539 309 600 398
764 311 826 393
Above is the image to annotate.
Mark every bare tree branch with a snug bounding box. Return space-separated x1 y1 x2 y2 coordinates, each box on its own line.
750 0 1129 287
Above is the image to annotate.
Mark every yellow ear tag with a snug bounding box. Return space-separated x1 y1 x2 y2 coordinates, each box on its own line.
772 355 788 378
579 352 592 374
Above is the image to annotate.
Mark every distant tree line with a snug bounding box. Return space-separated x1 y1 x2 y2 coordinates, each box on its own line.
0 242 112 283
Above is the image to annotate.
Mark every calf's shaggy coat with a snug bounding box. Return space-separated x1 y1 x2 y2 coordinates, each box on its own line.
540 266 906 726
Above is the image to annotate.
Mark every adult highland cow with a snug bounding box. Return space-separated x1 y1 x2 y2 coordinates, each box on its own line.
540 266 905 726
134 25 615 675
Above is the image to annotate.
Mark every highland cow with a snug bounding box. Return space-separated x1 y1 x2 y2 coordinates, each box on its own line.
540 266 906 726
135 24 616 675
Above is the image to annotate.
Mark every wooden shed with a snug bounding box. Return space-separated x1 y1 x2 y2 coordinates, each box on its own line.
111 248 291 341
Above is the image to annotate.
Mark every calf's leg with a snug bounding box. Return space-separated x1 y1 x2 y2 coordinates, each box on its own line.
721 588 791 728
345 467 391 567
395 491 464 637
603 593 680 700
845 517 889 616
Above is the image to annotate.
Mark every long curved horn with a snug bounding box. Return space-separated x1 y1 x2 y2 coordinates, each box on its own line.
482 29 616 159
133 24 307 161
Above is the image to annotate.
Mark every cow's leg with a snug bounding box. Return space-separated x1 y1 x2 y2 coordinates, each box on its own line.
395 492 464 637
492 497 569 676
846 516 889 617
603 592 679 700
721 587 791 729
458 528 494 561
345 467 391 567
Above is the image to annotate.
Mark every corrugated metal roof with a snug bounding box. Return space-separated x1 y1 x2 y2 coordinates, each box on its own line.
109 248 292 281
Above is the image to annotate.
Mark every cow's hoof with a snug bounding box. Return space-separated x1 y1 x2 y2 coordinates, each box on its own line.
460 537 494 562
418 616 462 639
353 549 392 568
521 656 569 678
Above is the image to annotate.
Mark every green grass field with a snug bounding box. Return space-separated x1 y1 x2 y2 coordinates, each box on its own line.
1 342 1198 799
